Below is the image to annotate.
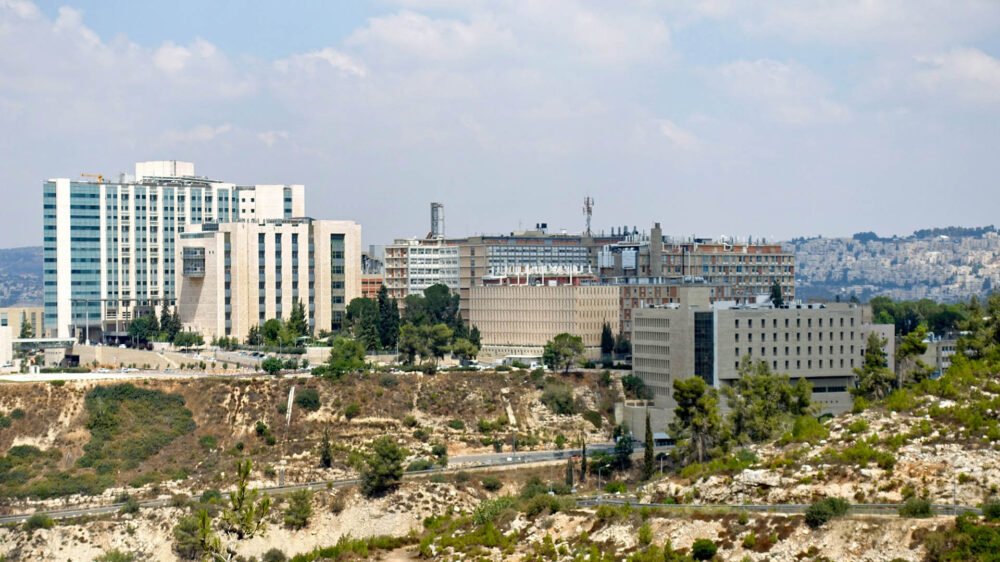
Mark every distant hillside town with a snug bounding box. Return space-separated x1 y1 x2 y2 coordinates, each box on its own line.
787 226 999 303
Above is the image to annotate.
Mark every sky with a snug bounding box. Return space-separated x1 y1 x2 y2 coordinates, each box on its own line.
2 0 1000 248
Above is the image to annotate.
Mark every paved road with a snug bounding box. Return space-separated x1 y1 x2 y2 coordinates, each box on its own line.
578 496 982 516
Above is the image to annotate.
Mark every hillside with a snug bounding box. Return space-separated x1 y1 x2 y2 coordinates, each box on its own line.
0 246 42 307
788 227 1000 302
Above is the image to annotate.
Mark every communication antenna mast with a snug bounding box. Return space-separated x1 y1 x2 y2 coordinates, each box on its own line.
583 196 594 236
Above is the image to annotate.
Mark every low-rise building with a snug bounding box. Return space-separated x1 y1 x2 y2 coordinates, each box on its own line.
631 286 893 421
0 306 46 338
469 281 618 361
176 218 361 341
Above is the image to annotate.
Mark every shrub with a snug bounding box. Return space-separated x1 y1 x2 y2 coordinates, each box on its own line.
481 476 503 492
200 489 223 503
899 497 933 518
847 419 869 434
431 443 448 458
295 388 321 412
266 435 277 446
94 549 136 562
638 523 652 546
407 459 435 472
473 496 516 524
604 481 627 494
198 434 217 450
447 419 465 430
255 421 269 437
453 471 471 483
283 489 313 529
743 531 756 548
23 512 53 531
402 415 418 428
852 396 868 414
691 538 717 560
540 380 577 415
262 547 288 562
119 496 141 515
805 497 851 528
344 403 361 420
529 368 546 388
787 415 829 444
379 373 399 388
983 497 1000 521
582 410 603 429
172 514 202 559
10 408 25 420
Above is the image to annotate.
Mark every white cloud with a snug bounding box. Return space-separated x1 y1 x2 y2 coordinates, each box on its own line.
658 120 700 150
684 0 1000 48
256 130 290 147
715 59 850 125
154 42 192 73
914 48 1000 104
347 10 513 62
274 47 367 77
162 124 232 144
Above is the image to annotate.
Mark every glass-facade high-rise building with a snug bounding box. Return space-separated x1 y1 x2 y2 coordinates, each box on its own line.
43 161 305 339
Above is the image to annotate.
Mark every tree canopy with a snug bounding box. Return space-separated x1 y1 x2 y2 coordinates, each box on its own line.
670 376 727 465
723 357 814 445
542 333 586 373
852 332 895 401
360 436 407 497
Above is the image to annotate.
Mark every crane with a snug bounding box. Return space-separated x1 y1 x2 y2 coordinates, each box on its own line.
80 173 104 183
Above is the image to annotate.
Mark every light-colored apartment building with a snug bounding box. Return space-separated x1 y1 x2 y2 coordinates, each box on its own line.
632 286 893 419
43 161 304 339
384 237 462 301
176 218 360 341
0 306 46 338
469 283 619 361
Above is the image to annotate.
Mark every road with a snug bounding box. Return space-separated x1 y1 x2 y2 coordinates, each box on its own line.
0 444 632 524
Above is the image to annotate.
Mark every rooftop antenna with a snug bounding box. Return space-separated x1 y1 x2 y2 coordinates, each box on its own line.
583 196 594 236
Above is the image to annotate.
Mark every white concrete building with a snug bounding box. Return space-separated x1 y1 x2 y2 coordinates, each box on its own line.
43 161 305 339
176 218 361 341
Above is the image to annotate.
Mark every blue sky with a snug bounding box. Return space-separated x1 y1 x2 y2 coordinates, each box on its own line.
3 0 1000 248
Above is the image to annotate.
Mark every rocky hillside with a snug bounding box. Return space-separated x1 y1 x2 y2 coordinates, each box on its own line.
0 246 41 307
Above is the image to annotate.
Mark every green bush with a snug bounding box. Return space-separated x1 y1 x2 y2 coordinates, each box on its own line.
786 415 829 444
638 523 652 546
481 476 503 492
447 419 465 430
23 512 53 531
407 459 435 472
199 489 223 503
379 373 399 387
431 443 448 458
284 489 314 529
899 497 933 518
119 496 141 515
295 388 321 412
402 415 418 428
344 403 361 420
10 408 25 420
473 496 515 524
604 481 627 494
95 549 136 562
582 410 603 429
852 396 868 414
540 380 577 415
847 419 869 434
198 434 217 450
262 548 288 562
691 538 717 560
983 497 1000 521
743 530 756 548
805 497 850 528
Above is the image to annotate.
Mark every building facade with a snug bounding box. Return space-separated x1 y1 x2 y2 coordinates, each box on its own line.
0 306 46 338
469 283 619 361
384 237 462 300
632 286 893 418
43 161 305 339
176 218 361 341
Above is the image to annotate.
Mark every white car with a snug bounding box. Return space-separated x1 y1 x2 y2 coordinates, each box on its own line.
97 368 110 373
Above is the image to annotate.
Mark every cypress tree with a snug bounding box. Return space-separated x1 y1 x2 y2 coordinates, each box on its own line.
579 436 587 483
565 458 574 487
643 410 655 480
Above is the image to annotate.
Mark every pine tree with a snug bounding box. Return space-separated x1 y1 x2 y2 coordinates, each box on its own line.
18 312 33 338
469 325 482 348
288 298 308 338
377 285 400 349
643 410 655 480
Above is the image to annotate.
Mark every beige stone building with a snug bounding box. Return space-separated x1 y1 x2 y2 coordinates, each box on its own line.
176 218 361 341
632 286 894 420
469 284 619 361
0 306 46 338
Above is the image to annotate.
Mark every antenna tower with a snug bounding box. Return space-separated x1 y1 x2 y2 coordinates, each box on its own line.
583 196 594 236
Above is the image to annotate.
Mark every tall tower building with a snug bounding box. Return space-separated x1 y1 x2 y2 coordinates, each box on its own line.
42 161 305 339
